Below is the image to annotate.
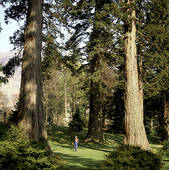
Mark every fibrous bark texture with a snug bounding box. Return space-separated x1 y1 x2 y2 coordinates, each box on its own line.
124 0 150 150
18 0 47 141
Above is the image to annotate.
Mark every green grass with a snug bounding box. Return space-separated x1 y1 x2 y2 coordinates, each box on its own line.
0 123 169 169
47 125 169 170
47 125 120 169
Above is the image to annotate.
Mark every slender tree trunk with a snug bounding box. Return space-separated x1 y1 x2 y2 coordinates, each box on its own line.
124 0 150 150
18 0 47 141
150 117 154 135
160 94 169 141
64 70 68 125
43 84 48 124
163 95 169 140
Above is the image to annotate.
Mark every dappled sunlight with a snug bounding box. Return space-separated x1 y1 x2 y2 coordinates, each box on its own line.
49 141 105 170
25 82 36 107
22 58 33 70
47 125 123 169
47 125 169 169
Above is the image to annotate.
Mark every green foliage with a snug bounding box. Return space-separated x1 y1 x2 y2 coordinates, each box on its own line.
42 34 89 126
144 96 161 136
102 144 162 170
142 0 169 97
0 123 10 140
110 88 125 134
69 106 84 132
2 56 21 78
0 125 61 169
8 110 18 124
8 102 19 124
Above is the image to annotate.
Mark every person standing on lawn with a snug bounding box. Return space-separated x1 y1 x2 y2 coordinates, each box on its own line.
74 136 79 152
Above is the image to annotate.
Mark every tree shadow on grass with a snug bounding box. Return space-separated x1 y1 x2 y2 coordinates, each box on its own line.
147 135 161 144
55 152 103 170
79 142 114 153
51 142 112 154
48 125 74 144
47 125 123 153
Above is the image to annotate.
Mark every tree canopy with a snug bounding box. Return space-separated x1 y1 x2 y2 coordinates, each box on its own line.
0 0 169 146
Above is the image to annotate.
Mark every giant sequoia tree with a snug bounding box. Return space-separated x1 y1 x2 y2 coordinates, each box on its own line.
18 0 47 141
123 0 150 150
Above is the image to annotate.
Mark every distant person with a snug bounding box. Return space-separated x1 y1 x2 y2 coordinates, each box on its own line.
74 136 79 152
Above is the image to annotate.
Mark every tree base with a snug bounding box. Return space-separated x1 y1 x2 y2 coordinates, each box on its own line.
84 134 105 144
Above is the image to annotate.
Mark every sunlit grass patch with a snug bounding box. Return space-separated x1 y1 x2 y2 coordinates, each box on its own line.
0 123 169 169
48 125 169 170
48 125 119 169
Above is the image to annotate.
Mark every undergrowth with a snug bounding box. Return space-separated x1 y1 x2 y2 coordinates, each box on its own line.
0 125 63 170
102 144 162 170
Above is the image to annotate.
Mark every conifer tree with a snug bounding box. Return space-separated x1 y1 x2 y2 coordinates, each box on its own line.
18 0 47 141
1 0 65 140
85 0 108 143
141 0 169 140
123 0 150 150
63 0 118 142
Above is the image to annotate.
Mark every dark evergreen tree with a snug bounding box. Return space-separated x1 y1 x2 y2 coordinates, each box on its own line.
62 0 120 143
69 106 84 132
139 0 169 141
111 88 125 134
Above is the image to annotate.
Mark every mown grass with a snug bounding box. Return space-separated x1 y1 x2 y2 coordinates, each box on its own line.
47 125 169 170
47 125 117 169
0 123 169 169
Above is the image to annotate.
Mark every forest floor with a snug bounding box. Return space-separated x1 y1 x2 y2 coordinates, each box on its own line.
47 125 169 170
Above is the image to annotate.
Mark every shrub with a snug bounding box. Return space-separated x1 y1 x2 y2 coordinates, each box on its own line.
69 107 84 132
8 102 19 124
8 110 18 124
0 125 61 169
102 144 162 170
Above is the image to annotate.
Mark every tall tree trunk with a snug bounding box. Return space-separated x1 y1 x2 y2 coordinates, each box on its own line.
85 79 104 143
124 0 150 150
85 0 105 143
18 0 47 141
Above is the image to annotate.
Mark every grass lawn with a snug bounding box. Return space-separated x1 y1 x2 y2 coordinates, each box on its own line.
0 123 169 169
48 125 119 169
47 125 169 170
